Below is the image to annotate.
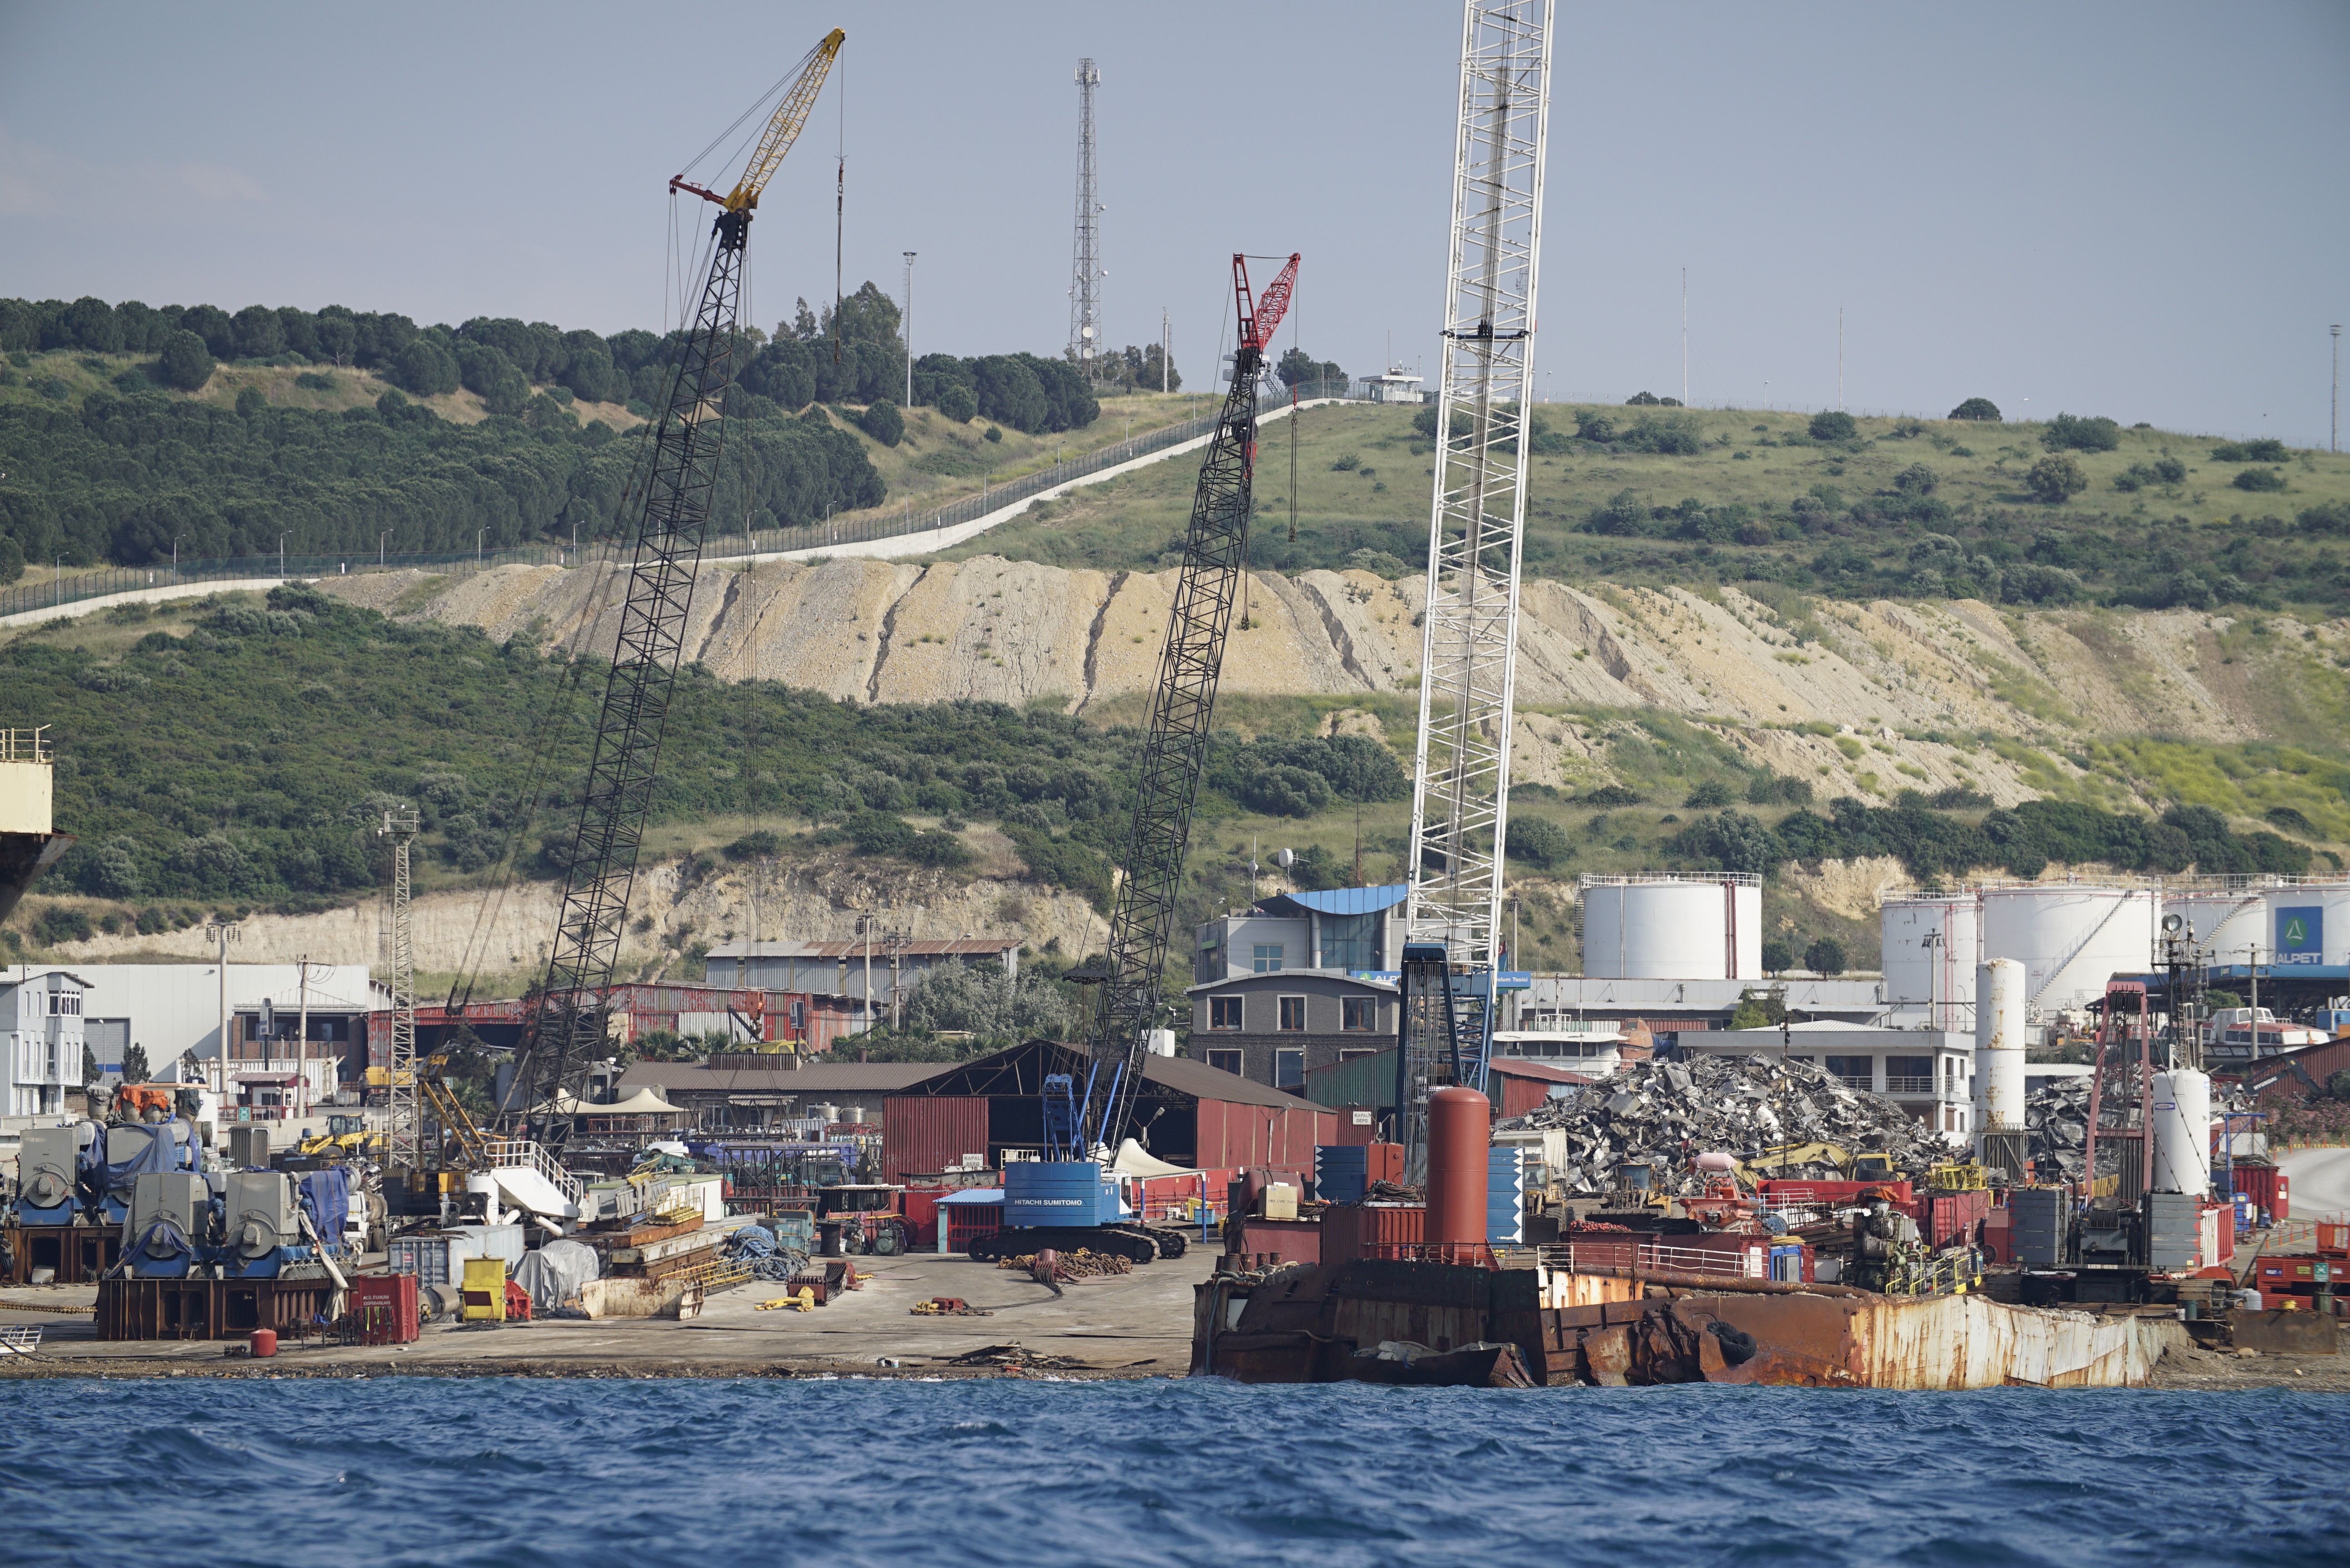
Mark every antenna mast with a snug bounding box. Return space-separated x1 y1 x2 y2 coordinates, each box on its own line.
1069 58 1103 382
1400 0 1552 1179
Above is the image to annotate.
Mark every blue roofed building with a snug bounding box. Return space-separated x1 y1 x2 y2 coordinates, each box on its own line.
1186 885 1409 1092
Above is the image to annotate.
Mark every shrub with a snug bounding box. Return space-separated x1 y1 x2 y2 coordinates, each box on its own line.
1892 463 1938 496
155 330 215 391
723 829 780 861
2298 500 2350 536
936 382 978 422
2040 412 2121 452
1578 784 1643 806
1808 410 1857 442
857 398 904 447
1331 453 1361 471
1948 397 2001 421
1685 779 1734 809
2025 454 2088 504
1345 548 1411 578
2232 468 2286 493
1505 815 1574 869
1803 935 1848 975
35 905 93 946
982 424 1002 442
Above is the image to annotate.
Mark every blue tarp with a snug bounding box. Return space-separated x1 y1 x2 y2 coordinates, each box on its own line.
298 1166 354 1238
101 1119 194 1204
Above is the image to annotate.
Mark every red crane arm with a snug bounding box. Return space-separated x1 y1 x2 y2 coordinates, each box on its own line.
1234 252 1301 352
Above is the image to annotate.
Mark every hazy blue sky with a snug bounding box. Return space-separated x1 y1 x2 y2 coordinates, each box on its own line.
3 1 2345 444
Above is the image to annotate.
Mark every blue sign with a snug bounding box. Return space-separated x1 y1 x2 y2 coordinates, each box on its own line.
2276 905 2323 965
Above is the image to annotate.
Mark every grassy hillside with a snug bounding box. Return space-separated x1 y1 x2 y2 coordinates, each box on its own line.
939 402 2350 616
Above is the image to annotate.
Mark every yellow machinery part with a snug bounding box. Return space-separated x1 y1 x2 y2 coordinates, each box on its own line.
462 1257 507 1322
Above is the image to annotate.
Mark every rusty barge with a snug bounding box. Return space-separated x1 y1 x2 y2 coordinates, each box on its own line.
1193 1252 2175 1389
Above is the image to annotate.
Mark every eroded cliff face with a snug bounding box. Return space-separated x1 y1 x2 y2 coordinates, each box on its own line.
318 556 2350 811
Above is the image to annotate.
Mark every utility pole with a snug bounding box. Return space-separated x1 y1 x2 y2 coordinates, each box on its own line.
1681 267 1688 407
1068 58 1102 383
1162 307 1170 395
902 251 916 409
1838 307 1845 412
294 954 312 1121
205 920 239 1106
2333 324 2341 453
378 808 421 1174
883 912 916 1032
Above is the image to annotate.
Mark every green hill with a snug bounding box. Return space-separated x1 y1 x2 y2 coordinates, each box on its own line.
942 401 2350 616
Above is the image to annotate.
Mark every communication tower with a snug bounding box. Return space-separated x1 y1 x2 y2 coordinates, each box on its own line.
1069 59 1104 382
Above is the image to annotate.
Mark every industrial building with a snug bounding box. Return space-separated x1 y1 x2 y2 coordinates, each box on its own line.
44 963 377 1108
1187 885 1409 1089
701 937 1022 1030
2 968 88 1118
613 1056 946 1131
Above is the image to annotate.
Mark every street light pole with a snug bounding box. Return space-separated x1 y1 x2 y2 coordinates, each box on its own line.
2333 325 2341 454
378 531 389 567
278 533 289 579
902 251 916 410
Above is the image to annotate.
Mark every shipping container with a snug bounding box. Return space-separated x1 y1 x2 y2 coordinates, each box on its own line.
386 1224 524 1288
882 1096 990 1185
350 1273 419 1344
1317 1146 1369 1205
1319 1201 1426 1266
1192 1097 1336 1187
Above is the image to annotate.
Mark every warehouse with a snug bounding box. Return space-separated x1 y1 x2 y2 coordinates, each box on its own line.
614 1057 946 1131
879 1039 1336 1190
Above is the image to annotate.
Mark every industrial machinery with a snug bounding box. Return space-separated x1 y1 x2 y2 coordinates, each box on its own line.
984 253 1297 1267
1398 1 1554 1179
811 1184 909 1257
122 1171 210 1279
221 1171 312 1280
13 1122 98 1224
95 1119 196 1225
503 28 845 1149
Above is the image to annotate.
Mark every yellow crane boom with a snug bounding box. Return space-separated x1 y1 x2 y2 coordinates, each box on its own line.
671 28 845 212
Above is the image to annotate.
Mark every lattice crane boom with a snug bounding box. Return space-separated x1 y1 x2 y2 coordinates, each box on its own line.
508 29 843 1144
1399 2 1552 1180
1084 253 1297 1158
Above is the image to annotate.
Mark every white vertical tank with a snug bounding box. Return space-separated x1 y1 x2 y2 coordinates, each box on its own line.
2263 879 2350 968
1579 875 1762 980
2150 1068 2212 1195
2166 881 2269 962
1881 895 1982 1027
1978 884 2161 1017
1974 959 2028 1133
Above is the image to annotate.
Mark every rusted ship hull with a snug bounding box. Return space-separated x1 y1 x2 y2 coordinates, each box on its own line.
1195 1260 2171 1390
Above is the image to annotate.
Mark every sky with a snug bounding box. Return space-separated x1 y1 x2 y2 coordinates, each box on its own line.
2 0 2345 445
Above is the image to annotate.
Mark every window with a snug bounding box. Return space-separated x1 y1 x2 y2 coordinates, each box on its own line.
1206 1048 1244 1076
1209 996 1244 1031
49 992 80 1017
1341 996 1377 1032
1252 943 1284 974
1825 1055 1874 1091
1322 912 1377 971
1275 1049 1305 1089
1278 996 1306 1031
1339 1047 1381 1061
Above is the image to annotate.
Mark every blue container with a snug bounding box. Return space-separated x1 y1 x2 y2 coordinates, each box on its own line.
1002 1161 1118 1228
1487 1146 1526 1245
1316 1146 1369 1205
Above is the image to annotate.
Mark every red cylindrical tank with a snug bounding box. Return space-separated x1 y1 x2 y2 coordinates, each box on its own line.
1423 1087 1490 1258
248 1329 278 1358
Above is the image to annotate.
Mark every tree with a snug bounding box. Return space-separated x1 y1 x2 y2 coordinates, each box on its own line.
2025 453 2089 504
156 330 215 391
1276 347 1345 391
1729 986 1787 1028
1761 936 1793 974
1505 815 1574 869
2041 412 2121 452
63 296 122 353
858 398 904 447
904 961 1071 1043
83 1041 100 1086
121 1042 150 1085
1803 936 1847 975
1809 410 1858 442
232 304 286 360
1948 397 2001 421
178 304 236 358
391 336 460 397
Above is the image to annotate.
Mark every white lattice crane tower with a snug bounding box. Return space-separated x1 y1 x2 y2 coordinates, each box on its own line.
1400 0 1552 1177
378 806 422 1172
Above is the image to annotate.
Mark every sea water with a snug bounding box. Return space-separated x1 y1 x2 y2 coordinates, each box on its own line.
2 1378 2343 1566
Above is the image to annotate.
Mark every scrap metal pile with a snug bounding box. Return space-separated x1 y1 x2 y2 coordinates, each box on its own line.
1497 1053 1952 1195
2022 1073 2254 1185
994 1249 1135 1279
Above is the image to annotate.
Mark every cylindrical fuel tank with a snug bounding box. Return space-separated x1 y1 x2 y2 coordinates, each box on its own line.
1974 958 2029 1135
2150 1069 2212 1196
1579 875 1763 979
1423 1087 1491 1256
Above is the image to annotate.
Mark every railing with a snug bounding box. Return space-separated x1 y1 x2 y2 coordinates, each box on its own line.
0 391 1371 623
1884 1076 1937 1095
482 1138 585 1207
0 727 51 763
1537 1240 1766 1279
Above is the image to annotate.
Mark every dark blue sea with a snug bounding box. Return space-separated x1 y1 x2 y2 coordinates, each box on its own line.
2 1378 2343 1567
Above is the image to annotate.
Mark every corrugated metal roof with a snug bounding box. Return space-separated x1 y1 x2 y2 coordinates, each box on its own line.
705 939 1020 959
1261 885 1410 917
618 1060 949 1095
896 1039 1327 1112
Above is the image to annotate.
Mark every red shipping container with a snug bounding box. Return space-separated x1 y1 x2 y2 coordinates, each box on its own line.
899 1188 944 1250
350 1273 419 1344
883 1096 990 1185
2231 1163 2289 1223
1319 1201 1426 1266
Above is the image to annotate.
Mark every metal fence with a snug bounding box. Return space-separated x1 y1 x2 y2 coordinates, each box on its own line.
0 387 1370 623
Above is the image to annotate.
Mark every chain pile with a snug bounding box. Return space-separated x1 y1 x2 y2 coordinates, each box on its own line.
1496 1052 1953 1195
994 1249 1134 1278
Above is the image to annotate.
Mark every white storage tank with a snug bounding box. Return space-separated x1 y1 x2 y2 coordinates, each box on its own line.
1882 894 1982 1027
2263 878 2350 969
2150 1068 2212 1196
1579 874 1762 980
2166 880 2269 961
1978 883 2160 1018
1974 959 2028 1133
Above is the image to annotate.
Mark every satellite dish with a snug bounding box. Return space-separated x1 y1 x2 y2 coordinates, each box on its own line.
1275 848 1296 869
